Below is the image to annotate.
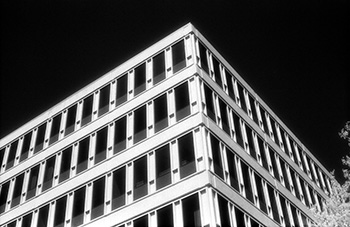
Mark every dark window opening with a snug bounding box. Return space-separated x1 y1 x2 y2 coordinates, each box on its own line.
134 63 146 96
250 219 260 227
212 56 222 88
134 105 147 144
154 94 168 133
267 185 280 223
6 140 18 170
98 84 110 117
227 149 239 191
279 195 291 227
65 105 77 136
280 128 289 153
290 169 301 200
134 156 148 200
50 114 61 145
0 181 10 213
37 205 49 227
116 74 128 107
308 186 316 206
260 108 269 134
172 40 186 73
254 174 267 214
182 194 201 227
237 83 247 113
59 147 72 183
72 187 86 227
232 112 244 148
175 82 190 121
22 213 33 227
241 162 254 203
81 94 93 126
225 69 236 101
20 132 32 162
246 126 256 160
114 116 127 154
26 165 40 200
218 195 231 227
7 221 16 227
219 99 230 135
178 133 196 179
34 123 46 153
234 208 246 227
248 94 259 125
11 173 24 208
270 118 279 145
290 204 300 227
156 144 171 190
298 147 307 172
153 52 166 85
204 84 216 121
134 215 148 227
198 41 209 74
157 204 174 227
91 177 105 220
257 137 269 170
112 167 126 210
54 196 67 227
280 159 291 191
77 137 89 174
269 148 280 182
210 134 224 179
300 179 310 207
42 156 55 192
0 148 5 169
95 127 108 164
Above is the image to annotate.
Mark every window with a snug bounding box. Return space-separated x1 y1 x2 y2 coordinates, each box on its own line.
257 136 269 170
154 94 168 133
175 82 190 121
98 84 110 117
279 128 289 153
210 134 224 179
279 159 291 191
22 213 33 227
254 174 267 214
178 133 196 179
134 105 147 144
212 56 222 88
246 126 257 160
237 82 247 113
226 149 239 191
54 196 67 227
248 94 259 125
134 215 148 227
156 144 171 190
217 195 231 227
81 94 93 126
232 112 244 147
50 114 61 145
6 140 18 170
299 179 310 207
269 117 280 144
279 195 291 227
153 52 166 85
290 204 300 227
225 69 236 101
59 147 72 183
182 194 201 227
241 162 254 203
267 185 280 223
198 41 209 74
95 127 108 164
157 205 174 227
65 105 77 136
116 74 128 107
0 181 10 213
204 84 216 121
11 173 24 208
259 107 269 134
0 147 5 169
34 123 46 153
307 185 316 206
42 156 56 192
134 63 146 96
290 169 301 200
234 208 246 227
77 137 89 174
172 40 186 73
7 221 16 227
134 156 148 200
268 148 281 182
219 98 230 134
112 167 126 210
72 187 86 227
37 204 49 227
26 164 40 200
114 116 127 154
20 131 32 162
91 177 105 220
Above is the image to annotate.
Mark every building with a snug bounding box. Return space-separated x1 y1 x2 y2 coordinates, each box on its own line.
0 23 332 227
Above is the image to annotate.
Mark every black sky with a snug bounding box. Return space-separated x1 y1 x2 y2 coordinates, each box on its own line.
1 0 349 179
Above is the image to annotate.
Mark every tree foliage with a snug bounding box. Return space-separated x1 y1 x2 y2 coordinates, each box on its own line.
311 121 350 227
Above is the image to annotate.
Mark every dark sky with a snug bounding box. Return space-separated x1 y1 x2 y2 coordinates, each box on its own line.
1 0 349 179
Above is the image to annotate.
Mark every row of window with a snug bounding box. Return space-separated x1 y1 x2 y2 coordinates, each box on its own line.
207 132 316 226
196 39 331 195
2 131 199 227
0 82 192 214
0 38 189 174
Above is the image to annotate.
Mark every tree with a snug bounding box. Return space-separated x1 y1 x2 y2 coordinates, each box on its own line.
311 121 350 227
